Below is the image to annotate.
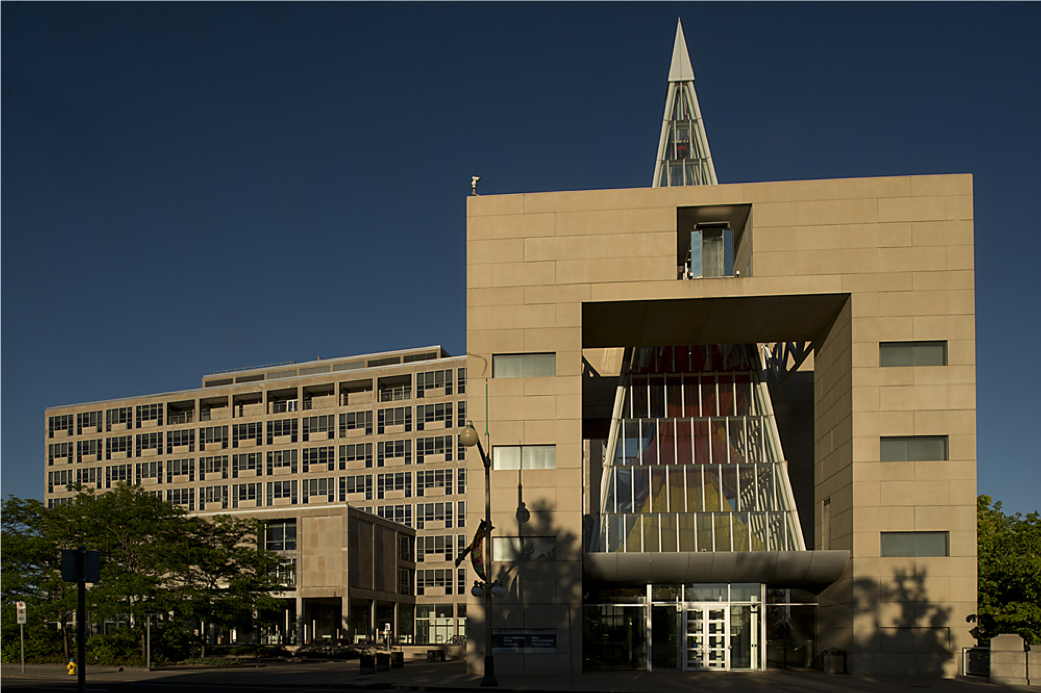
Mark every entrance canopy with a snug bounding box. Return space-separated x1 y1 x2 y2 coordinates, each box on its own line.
584 550 849 591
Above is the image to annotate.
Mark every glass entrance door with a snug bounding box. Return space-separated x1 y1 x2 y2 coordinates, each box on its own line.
685 605 729 670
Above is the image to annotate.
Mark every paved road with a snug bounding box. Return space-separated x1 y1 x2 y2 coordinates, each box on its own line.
1 660 1032 693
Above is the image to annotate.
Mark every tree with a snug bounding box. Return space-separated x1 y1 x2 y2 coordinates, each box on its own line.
970 495 1041 645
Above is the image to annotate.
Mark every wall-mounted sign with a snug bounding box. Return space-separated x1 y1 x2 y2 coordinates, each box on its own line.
492 628 556 654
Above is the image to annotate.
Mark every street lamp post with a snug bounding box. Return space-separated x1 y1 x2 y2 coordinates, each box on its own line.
459 421 504 687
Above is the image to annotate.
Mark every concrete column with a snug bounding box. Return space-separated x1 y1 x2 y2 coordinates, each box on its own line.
990 634 1028 686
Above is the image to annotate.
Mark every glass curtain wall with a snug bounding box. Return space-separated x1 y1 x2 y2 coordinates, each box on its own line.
596 345 802 554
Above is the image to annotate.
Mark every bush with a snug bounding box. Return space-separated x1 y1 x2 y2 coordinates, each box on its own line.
87 629 143 666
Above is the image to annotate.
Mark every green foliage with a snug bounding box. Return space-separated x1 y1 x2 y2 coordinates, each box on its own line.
2 487 293 665
970 495 1041 645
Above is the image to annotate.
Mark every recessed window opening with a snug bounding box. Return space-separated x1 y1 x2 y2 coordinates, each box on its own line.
881 531 949 557
492 445 556 470
879 341 948 367
492 353 556 378
880 436 948 462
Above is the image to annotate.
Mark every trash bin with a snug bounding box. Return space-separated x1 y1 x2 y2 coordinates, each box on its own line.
376 653 391 672
360 654 376 675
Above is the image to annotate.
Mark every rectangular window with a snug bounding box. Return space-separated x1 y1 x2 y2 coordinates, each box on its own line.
199 425 228 449
136 403 163 428
377 472 413 499
377 439 412 466
339 474 372 501
880 436 949 462
302 415 335 442
340 411 373 436
265 519 297 551
492 353 556 379
879 341 948 367
167 487 195 511
106 435 132 460
492 445 556 470
458 368 466 394
416 469 453 497
233 482 263 508
377 407 412 434
417 535 455 563
135 432 162 457
416 369 454 398
416 435 454 464
76 439 101 464
399 535 415 562
682 224 734 279
77 466 102 489
48 414 74 439
166 429 195 454
48 442 73 465
105 407 133 432
48 470 73 494
166 458 195 483
77 411 102 435
105 464 132 488
267 449 298 475
199 455 228 480
457 401 467 429
302 477 335 504
302 446 335 473
416 403 453 431
377 504 412 527
416 502 453 530
265 480 297 506
881 531 949 557
136 460 163 485
267 418 298 444
340 442 373 469
493 536 557 561
232 452 262 478
200 485 228 510
232 422 262 448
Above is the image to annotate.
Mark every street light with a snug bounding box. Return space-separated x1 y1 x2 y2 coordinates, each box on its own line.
459 420 501 687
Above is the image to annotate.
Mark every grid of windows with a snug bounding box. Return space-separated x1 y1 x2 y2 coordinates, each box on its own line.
200 485 228 510
135 432 163 457
136 404 164 428
77 411 102 435
106 407 133 431
200 426 228 449
232 422 263 447
416 435 454 464
49 442 73 465
457 401 467 429
339 474 372 500
378 472 413 499
340 411 373 436
167 429 195 454
416 469 454 497
268 449 298 475
76 439 101 463
232 452 262 477
106 464 132 488
378 504 412 527
77 466 102 489
167 487 195 510
457 368 466 394
302 477 335 503
416 370 454 398
340 443 373 469
166 458 195 482
49 414 74 439
199 455 228 480
457 468 466 495
302 415 335 442
377 407 412 434
267 418 298 444
416 535 460 563
416 569 458 596
377 440 412 466
303 446 335 473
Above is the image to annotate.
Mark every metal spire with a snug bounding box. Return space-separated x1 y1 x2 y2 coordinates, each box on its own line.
653 19 717 187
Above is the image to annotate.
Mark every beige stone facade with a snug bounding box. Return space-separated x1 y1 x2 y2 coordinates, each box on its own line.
464 174 976 677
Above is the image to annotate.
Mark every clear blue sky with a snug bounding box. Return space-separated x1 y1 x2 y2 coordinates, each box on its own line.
3 3 1039 516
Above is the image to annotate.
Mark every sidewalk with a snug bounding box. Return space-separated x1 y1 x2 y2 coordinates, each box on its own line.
1 659 1031 692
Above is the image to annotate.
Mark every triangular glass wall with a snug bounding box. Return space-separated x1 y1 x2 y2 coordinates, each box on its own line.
653 20 717 188
592 345 804 553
